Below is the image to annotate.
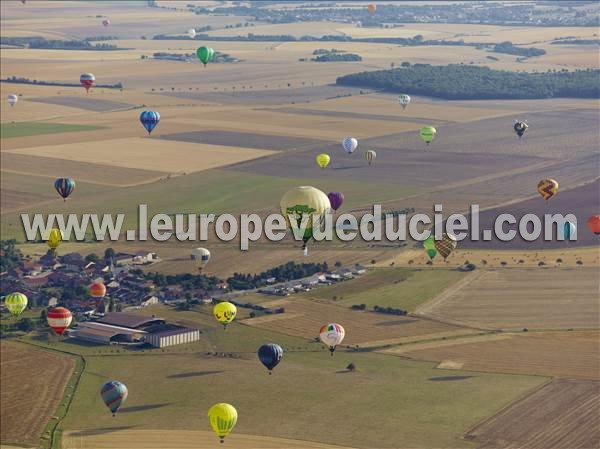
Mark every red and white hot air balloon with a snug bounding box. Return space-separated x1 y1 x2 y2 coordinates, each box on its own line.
47 307 73 335
80 73 95 93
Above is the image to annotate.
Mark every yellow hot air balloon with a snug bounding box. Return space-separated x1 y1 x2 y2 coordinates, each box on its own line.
46 228 63 253
280 186 331 255
537 178 558 202
4 292 28 317
208 403 238 443
315 153 330 169
213 301 237 328
420 126 437 145
434 233 457 261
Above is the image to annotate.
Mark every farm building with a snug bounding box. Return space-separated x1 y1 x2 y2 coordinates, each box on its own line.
68 322 147 344
97 312 165 330
145 327 201 348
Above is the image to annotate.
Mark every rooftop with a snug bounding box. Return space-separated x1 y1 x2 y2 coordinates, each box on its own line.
150 326 198 338
97 312 164 329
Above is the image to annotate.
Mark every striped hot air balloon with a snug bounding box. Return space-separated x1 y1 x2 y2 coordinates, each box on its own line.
54 178 75 201
139 110 160 135
537 178 558 202
80 73 95 93
434 233 457 261
319 323 345 354
47 307 72 335
208 403 238 443
4 292 28 317
342 137 358 154
364 150 376 165
100 381 128 416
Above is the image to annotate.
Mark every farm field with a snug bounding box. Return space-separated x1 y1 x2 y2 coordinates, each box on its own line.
465 378 600 449
418 268 600 330
0 341 75 447
0 121 104 139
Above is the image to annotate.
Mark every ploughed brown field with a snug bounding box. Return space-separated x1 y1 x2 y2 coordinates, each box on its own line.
465 378 600 449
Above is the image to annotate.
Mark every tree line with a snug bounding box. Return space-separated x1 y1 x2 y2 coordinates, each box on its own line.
2 76 123 89
227 261 329 290
1 37 123 50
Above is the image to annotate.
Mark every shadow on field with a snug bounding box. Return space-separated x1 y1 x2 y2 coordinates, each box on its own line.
375 319 419 326
119 403 172 413
429 375 473 382
69 426 136 436
167 370 224 379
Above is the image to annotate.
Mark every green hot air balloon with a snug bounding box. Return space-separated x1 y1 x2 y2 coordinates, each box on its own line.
420 126 436 145
197 46 214 66
423 235 437 261
4 292 28 317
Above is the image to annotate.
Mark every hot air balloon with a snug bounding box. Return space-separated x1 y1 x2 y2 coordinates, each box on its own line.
420 126 436 145
213 301 236 328
4 292 28 317
514 120 528 138
139 110 160 135
80 73 95 93
258 343 283 374
423 235 437 261
320 323 345 355
100 381 128 417
364 150 376 165
537 178 558 202
47 307 72 335
280 186 331 255
188 28 196 38
89 280 107 298
398 94 411 110
46 228 63 253
197 46 214 66
102 19 110 27
316 153 330 169
434 233 457 261
558 221 576 241
587 215 600 235
208 403 237 443
327 192 344 212
367 4 376 13
342 137 358 154
54 178 75 201
7 94 18 107
190 247 211 272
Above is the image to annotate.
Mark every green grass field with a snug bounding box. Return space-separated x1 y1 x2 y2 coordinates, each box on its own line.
0 122 104 139
303 268 466 311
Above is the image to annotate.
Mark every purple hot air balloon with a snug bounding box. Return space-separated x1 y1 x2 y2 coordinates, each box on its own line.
327 192 344 212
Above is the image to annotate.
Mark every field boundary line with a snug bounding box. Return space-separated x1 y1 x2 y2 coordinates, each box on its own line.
415 270 484 316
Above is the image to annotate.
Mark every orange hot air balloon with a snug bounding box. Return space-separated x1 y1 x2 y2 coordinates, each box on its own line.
367 4 376 13
587 215 600 235
89 281 107 298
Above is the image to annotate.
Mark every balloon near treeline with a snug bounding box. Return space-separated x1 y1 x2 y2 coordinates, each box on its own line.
54 177 75 201
420 126 436 145
423 235 437 261
258 343 283 374
280 186 331 255
188 28 196 38
316 153 330 169
213 301 237 328
4 292 28 317
46 228 63 251
197 46 215 66
100 381 128 416
102 18 110 27
139 110 160 135
7 94 18 107
434 233 457 261
208 403 238 443
80 73 95 93
327 192 344 212
342 137 358 154
367 4 376 13
47 307 72 335
190 247 211 271
398 94 411 109
319 323 345 354
537 178 558 202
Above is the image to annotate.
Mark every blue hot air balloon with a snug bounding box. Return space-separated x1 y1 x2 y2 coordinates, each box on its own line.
54 178 76 201
559 221 577 241
100 381 128 416
258 343 283 374
139 110 160 135
327 192 344 212
342 137 358 154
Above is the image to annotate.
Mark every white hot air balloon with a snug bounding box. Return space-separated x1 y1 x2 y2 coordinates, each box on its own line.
190 247 210 271
319 323 345 355
7 94 18 107
188 28 196 39
342 137 358 154
398 94 411 110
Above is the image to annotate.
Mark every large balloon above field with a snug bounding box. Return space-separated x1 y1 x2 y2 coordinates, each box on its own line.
47 307 72 335
258 343 283 374
434 233 457 261
514 120 528 138
89 280 107 298
46 228 63 252
423 235 437 261
190 247 211 271
213 301 236 328
342 137 358 154
197 46 214 66
420 126 436 145
139 110 160 135
320 323 345 354
80 73 95 93
7 94 18 107
398 94 411 109
280 186 331 255
537 178 558 202
54 177 75 201
4 292 28 317
100 381 128 416
208 403 238 443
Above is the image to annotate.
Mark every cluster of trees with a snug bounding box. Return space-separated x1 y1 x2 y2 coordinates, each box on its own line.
313 52 362 62
381 207 416 218
228 299 285 316
137 270 222 291
492 41 546 57
351 303 408 316
84 36 119 41
337 64 600 99
2 76 123 89
227 261 329 290
0 240 21 273
551 39 600 45
1 37 121 50
313 48 346 55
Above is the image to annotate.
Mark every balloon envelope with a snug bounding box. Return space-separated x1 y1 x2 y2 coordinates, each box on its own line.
420 126 436 144
423 235 437 260
368 4 376 13
46 228 63 250
208 403 238 442
54 178 75 200
190 248 210 268
89 281 107 298
316 153 330 169
319 323 345 352
398 94 411 109
587 215 600 235
514 121 528 138
537 178 558 202
558 221 576 240
8 94 18 106
342 137 358 154
188 28 196 38
213 301 236 327
327 192 344 211
258 343 283 372
100 381 128 416
102 19 110 27
139 110 160 134
80 73 95 92
434 233 457 260
280 186 331 247
197 46 214 66
47 307 72 335
4 292 28 317
364 150 376 165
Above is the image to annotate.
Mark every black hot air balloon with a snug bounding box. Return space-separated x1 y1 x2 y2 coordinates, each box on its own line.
258 343 283 374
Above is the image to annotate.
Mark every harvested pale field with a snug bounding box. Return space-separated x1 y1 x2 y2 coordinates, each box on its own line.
465 379 600 449
421 268 600 330
403 331 600 380
62 429 360 449
0 341 75 447
28 96 135 112
5 138 277 174
243 297 461 346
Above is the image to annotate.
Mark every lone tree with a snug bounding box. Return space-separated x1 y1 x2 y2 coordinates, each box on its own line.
346 362 356 372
